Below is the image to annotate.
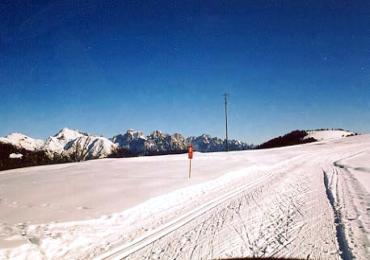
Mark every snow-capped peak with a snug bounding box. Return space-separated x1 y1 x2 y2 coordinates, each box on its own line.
125 129 146 140
111 129 147 154
43 128 85 154
54 128 86 140
43 128 117 160
63 135 117 161
0 132 44 151
149 130 164 138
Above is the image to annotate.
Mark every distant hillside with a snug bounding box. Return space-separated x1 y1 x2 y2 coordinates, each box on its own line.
258 129 356 149
258 130 315 149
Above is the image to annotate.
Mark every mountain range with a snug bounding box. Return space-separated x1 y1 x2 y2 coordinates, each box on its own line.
0 128 356 171
0 128 252 170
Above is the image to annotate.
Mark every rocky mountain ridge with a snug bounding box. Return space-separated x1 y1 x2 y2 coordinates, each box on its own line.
0 128 251 170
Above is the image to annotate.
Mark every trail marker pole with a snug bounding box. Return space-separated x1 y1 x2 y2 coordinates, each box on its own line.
187 145 193 179
189 159 192 179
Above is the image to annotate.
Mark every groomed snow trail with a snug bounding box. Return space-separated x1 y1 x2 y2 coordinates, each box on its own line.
100 155 341 260
1 134 369 259
325 151 370 259
97 171 276 260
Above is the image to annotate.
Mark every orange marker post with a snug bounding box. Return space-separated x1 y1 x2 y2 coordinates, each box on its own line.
187 145 193 179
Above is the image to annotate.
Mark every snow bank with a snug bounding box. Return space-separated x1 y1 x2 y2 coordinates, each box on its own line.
8 153 23 159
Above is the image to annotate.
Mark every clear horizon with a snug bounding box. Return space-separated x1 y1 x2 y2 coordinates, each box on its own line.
1 1 370 144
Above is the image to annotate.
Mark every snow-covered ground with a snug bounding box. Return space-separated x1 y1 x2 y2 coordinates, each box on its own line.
304 129 354 141
0 134 369 259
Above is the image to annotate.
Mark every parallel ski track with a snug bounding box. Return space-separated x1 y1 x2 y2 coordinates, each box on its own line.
95 171 275 260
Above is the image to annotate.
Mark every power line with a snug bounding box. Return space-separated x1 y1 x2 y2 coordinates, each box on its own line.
223 93 229 152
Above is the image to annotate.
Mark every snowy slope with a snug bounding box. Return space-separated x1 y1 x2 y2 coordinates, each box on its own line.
0 134 369 259
304 129 354 141
0 133 44 151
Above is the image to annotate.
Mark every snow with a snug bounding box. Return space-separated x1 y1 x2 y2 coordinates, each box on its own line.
112 129 188 154
85 137 117 159
43 128 85 154
63 135 117 160
41 128 116 160
55 128 85 141
304 129 354 141
0 133 44 151
8 153 23 159
333 150 370 193
112 130 250 154
0 134 369 259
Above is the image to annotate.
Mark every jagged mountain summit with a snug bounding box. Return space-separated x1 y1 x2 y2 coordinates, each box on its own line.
43 128 86 155
63 135 117 161
44 128 117 161
186 134 224 153
111 130 251 155
186 134 252 152
111 129 147 154
111 130 188 155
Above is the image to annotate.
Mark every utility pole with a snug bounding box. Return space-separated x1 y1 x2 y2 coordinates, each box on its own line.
223 93 229 152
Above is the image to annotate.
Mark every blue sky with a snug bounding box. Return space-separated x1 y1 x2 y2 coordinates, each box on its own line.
1 0 370 144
